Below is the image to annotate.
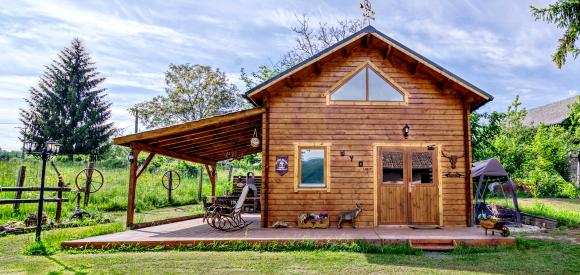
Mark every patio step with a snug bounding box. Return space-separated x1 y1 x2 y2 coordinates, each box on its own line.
409 239 457 251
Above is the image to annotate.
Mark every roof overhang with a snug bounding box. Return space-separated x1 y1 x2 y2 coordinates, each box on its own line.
113 108 264 164
245 25 493 111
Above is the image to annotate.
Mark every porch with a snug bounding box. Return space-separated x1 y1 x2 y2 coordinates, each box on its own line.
62 214 514 250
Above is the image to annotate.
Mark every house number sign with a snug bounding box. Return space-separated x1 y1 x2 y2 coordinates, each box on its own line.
275 156 289 176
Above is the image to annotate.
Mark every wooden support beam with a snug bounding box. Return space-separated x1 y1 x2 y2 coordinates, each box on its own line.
285 76 295 88
205 163 217 201
132 142 214 165
382 45 392 59
436 78 450 90
362 33 371 48
127 148 140 228
341 48 352 58
136 153 156 179
409 61 420 75
313 62 322 75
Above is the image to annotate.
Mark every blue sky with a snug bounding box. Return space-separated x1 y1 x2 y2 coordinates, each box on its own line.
1 0 579 150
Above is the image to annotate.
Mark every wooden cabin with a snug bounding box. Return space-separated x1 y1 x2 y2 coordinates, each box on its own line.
114 26 492 229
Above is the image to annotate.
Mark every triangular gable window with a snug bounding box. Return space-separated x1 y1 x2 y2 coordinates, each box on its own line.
328 62 406 104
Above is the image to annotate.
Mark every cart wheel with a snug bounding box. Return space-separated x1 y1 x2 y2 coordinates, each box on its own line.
501 226 510 237
161 170 181 190
75 168 104 193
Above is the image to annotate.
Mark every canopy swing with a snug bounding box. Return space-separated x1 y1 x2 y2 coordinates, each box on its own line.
472 158 521 226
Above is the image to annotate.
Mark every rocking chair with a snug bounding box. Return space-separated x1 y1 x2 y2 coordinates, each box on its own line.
203 183 254 231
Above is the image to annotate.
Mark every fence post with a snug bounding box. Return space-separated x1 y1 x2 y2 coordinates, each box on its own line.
55 173 63 222
13 166 26 212
167 171 173 202
198 166 203 202
83 162 95 207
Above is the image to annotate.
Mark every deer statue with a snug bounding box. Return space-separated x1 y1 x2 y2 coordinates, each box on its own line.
441 151 464 169
337 203 362 229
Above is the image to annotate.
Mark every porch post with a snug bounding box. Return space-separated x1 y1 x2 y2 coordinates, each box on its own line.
127 147 140 228
205 163 217 202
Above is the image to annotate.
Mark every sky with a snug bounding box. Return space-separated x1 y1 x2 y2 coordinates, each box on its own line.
0 0 579 150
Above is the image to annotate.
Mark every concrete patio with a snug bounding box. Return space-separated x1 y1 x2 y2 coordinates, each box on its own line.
62 214 515 250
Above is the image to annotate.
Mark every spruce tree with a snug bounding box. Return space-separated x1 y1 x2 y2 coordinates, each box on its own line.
20 38 114 160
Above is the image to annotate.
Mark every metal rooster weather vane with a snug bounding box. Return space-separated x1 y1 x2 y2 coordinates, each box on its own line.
360 0 375 25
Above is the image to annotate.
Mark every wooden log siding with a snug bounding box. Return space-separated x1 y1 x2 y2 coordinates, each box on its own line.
264 45 470 228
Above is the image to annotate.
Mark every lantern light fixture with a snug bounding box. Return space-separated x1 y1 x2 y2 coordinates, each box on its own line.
127 150 135 163
24 140 34 153
403 124 410 139
250 128 260 148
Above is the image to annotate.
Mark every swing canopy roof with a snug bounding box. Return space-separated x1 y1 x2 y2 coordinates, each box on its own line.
472 158 509 178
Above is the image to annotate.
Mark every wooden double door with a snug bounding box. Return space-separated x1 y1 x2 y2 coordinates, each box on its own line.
378 146 439 225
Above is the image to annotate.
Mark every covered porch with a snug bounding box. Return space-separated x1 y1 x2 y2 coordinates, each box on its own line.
62 214 515 250
113 107 265 229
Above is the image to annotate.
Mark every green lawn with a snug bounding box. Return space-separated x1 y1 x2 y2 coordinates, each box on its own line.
490 197 580 227
0 159 243 224
0 229 579 274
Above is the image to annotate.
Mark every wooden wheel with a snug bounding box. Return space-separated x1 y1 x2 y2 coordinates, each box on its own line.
75 168 104 193
161 170 181 190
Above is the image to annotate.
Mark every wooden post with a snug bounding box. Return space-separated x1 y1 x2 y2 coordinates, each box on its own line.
205 163 217 202
127 148 140 228
167 170 173 202
13 166 26 212
83 162 95 207
55 173 63 222
197 166 203 202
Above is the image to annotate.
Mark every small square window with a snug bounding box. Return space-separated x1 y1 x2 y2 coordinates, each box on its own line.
294 144 331 191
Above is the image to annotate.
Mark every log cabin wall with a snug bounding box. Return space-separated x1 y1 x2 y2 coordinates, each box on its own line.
263 41 470 228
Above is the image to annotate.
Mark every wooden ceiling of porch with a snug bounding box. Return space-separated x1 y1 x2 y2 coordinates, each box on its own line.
113 108 264 164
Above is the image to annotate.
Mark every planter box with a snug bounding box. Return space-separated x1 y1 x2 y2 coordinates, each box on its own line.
297 216 329 229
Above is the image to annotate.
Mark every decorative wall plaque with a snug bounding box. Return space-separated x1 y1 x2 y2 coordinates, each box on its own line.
275 156 289 176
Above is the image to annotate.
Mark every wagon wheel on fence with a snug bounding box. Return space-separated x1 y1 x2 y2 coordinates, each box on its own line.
161 170 181 190
74 168 104 193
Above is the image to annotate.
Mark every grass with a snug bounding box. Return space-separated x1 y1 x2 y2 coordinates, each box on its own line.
490 197 580 227
0 159 247 224
24 222 125 255
66 241 423 255
0 233 578 274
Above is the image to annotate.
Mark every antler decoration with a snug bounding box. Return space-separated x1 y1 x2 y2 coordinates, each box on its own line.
441 151 464 169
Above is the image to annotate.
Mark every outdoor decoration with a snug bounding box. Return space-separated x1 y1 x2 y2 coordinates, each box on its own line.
250 128 260 148
337 203 362 229
298 212 329 228
478 213 510 237
445 172 463 178
75 162 104 207
275 156 289 176
403 124 410 139
441 151 464 169
161 170 181 202
68 193 94 222
272 221 288 228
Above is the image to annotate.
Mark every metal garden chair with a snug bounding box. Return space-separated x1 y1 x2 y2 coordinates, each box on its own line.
203 182 254 231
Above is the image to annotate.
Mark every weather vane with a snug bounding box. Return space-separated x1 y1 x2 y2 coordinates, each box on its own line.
359 0 375 25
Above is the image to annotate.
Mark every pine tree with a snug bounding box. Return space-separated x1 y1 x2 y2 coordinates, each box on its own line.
19 38 114 160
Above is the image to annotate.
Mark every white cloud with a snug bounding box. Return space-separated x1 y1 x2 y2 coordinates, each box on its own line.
569 90 579 96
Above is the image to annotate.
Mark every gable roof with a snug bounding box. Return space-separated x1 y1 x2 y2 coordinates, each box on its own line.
245 25 493 110
523 96 578 126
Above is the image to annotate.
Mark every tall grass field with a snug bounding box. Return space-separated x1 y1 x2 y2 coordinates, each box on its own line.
0 158 260 224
